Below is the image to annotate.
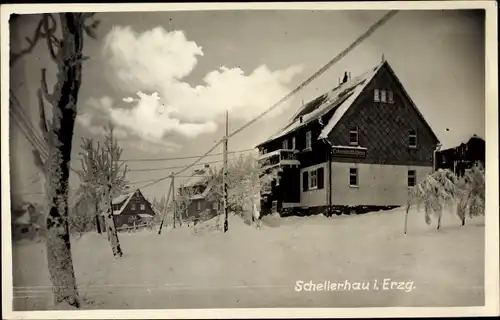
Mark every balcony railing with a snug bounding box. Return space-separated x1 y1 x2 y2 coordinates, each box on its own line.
258 149 300 170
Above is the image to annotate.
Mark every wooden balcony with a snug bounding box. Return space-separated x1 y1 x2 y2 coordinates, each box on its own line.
258 149 300 170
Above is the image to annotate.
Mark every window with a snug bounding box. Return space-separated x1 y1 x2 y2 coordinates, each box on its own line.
374 89 380 102
302 171 309 191
349 126 358 146
380 89 387 103
409 130 417 148
302 167 324 191
309 170 318 189
349 168 358 187
305 131 312 150
388 90 394 104
292 137 296 150
130 203 136 211
140 204 145 211
212 202 219 210
196 201 201 211
282 139 288 150
408 170 416 187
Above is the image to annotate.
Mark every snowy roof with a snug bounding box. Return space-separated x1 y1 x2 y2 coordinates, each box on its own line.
13 211 31 225
111 189 138 215
112 193 132 205
187 178 216 200
137 213 154 219
257 61 384 147
440 134 485 151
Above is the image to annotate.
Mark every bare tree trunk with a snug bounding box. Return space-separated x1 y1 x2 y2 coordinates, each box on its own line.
437 210 442 230
102 188 123 257
403 200 410 235
43 13 88 308
94 201 101 234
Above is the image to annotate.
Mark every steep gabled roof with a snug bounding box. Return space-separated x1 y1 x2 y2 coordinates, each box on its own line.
257 61 384 147
181 169 222 201
110 189 145 215
257 60 440 147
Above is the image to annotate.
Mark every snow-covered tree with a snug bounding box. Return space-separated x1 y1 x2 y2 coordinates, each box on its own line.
75 124 128 256
407 169 457 230
456 163 485 226
204 152 281 227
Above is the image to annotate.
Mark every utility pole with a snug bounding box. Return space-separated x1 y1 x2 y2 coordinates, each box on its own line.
223 110 229 233
157 174 173 235
173 173 182 227
172 174 176 229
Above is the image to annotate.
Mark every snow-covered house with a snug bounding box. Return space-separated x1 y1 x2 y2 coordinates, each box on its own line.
256 59 440 216
100 188 156 228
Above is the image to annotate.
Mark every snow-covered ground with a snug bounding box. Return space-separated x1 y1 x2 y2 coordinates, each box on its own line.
11 207 485 310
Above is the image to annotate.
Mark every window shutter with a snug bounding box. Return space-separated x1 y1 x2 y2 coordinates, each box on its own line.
302 171 309 192
317 167 324 189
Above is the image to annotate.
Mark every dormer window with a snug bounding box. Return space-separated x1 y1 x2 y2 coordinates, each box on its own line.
409 130 417 148
380 89 387 103
349 126 359 146
282 139 288 150
388 90 394 104
374 89 380 102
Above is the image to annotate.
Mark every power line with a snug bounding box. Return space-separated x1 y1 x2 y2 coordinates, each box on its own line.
126 175 206 187
119 148 255 162
10 108 48 160
9 93 49 158
85 10 398 192
10 94 81 178
126 155 243 172
227 10 398 139
139 138 225 190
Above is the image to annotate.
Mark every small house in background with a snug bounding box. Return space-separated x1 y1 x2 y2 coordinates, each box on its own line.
436 134 485 177
11 202 42 240
100 188 156 228
178 176 220 220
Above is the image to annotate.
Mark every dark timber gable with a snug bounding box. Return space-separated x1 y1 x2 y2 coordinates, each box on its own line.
326 62 439 166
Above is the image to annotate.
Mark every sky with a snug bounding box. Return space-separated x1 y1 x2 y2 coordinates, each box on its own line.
8 9 486 203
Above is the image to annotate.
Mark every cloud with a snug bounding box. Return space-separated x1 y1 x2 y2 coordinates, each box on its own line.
96 25 303 141
77 96 186 150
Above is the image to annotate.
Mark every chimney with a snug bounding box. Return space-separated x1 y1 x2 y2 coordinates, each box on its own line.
342 71 348 84
348 72 351 80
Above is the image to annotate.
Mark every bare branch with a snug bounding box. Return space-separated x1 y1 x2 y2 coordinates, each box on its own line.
41 14 59 62
40 68 55 103
36 89 50 144
32 149 46 174
10 17 44 66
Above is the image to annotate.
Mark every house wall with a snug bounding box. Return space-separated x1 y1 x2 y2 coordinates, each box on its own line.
327 64 439 166
299 161 431 208
280 167 301 203
186 199 218 218
120 192 156 217
330 162 432 206
300 163 328 207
